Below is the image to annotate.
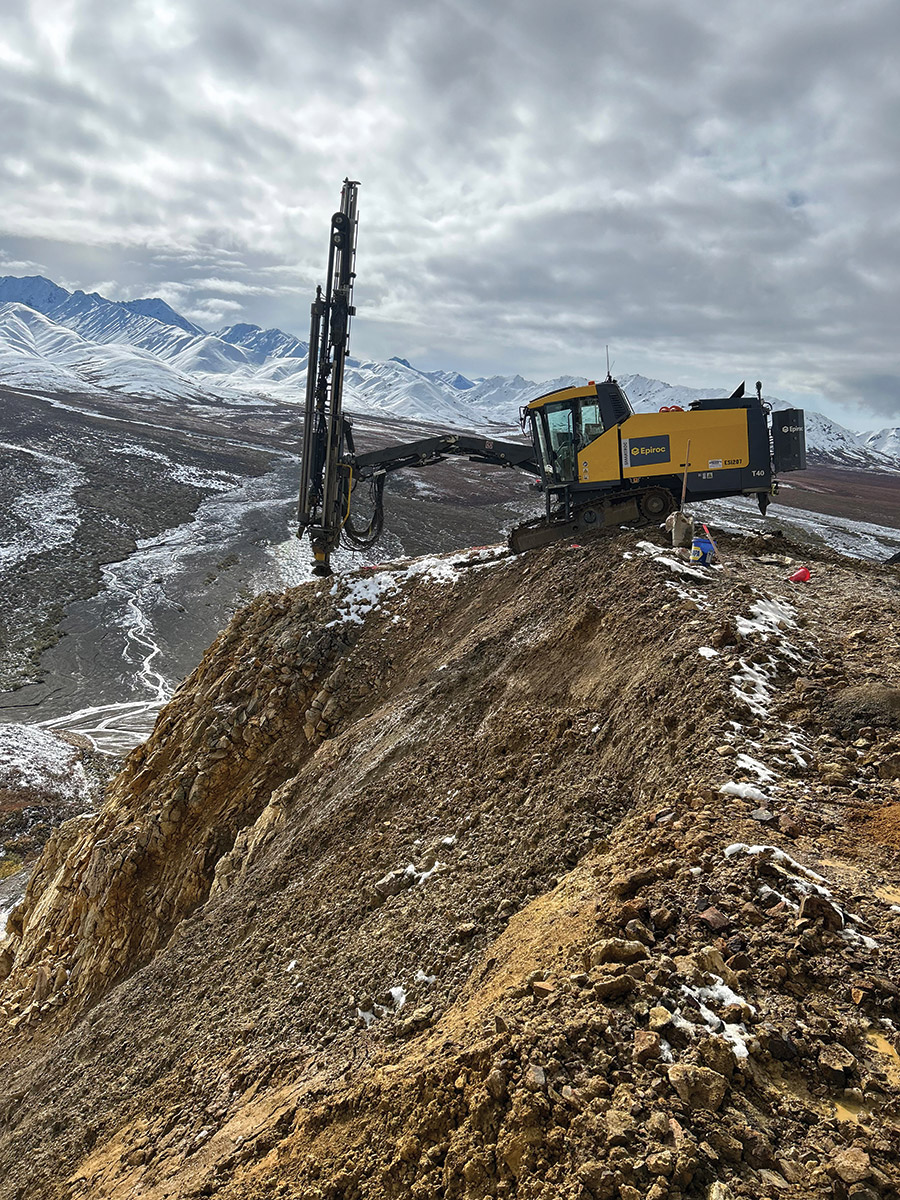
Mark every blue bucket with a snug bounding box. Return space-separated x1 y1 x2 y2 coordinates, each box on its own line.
690 536 715 565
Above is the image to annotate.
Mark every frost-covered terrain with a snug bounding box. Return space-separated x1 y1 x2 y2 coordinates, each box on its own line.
1 275 898 468
0 384 536 753
0 723 93 807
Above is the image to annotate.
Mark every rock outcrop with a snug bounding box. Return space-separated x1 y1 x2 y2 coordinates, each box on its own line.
1 534 899 1199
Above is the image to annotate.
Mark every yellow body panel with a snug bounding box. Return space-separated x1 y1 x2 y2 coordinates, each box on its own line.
619 410 748 479
577 426 623 484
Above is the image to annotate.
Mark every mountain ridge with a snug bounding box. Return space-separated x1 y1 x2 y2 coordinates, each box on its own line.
0 275 897 470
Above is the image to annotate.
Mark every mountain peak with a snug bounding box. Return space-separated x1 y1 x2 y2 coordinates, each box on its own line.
0 275 71 312
121 297 206 337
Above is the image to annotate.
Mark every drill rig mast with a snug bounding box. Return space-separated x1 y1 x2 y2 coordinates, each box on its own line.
297 179 360 575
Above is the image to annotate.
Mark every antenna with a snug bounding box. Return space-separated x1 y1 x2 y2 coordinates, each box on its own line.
606 344 612 382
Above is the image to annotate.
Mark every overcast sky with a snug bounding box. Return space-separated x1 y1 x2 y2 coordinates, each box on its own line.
1 0 899 427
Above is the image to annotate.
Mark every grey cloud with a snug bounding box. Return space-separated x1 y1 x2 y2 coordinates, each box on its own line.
0 0 898 424
825 374 900 422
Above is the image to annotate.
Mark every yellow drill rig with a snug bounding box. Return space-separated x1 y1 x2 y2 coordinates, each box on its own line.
297 183 806 574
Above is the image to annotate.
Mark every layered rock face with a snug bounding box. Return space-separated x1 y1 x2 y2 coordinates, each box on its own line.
1 535 900 1199
0 583 358 1023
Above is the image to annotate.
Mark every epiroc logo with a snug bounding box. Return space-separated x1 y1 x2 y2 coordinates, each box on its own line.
621 434 671 469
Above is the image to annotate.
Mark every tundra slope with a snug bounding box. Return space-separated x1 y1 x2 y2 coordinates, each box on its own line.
1 533 900 1199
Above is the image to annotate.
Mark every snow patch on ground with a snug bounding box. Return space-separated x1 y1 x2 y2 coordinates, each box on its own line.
720 781 770 803
734 753 779 784
0 442 85 571
0 723 91 803
729 594 805 717
724 842 828 883
679 981 753 1059
328 548 503 628
635 541 712 582
736 597 797 639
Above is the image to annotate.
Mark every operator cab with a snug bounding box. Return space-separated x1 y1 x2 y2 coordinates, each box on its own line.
525 379 632 486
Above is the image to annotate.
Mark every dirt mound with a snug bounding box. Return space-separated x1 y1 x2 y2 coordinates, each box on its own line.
1 533 900 1199
830 685 900 737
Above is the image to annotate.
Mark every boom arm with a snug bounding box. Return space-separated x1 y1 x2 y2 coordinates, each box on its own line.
353 434 540 478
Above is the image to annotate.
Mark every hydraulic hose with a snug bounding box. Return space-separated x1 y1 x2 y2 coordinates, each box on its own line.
342 474 385 549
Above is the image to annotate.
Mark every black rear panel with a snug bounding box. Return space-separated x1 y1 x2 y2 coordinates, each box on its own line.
772 409 807 473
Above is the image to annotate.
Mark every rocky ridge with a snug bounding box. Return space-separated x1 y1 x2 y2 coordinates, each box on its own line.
0 532 899 1199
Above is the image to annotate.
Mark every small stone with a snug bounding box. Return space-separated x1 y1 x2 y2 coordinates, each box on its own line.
707 1130 743 1164
609 868 658 898
799 893 844 931
698 1035 736 1080
778 814 801 838
757 1170 790 1191
625 919 655 945
707 1185 736 1200
633 1029 662 1063
373 869 412 899
647 1111 669 1138
532 980 555 999
593 974 636 1000
750 808 776 824
651 906 675 931
525 1063 546 1090
818 1042 856 1084
777 1160 806 1184
725 953 751 971
697 906 729 932
831 1147 870 1185
576 1161 612 1193
605 1108 635 1145
667 1063 728 1111
454 922 477 939
758 1025 796 1061
485 1068 507 1100
590 938 648 966
649 1005 673 1032
646 1150 676 1176
494 1014 509 1034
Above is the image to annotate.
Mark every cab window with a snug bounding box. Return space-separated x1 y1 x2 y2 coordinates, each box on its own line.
579 401 604 448
542 402 576 483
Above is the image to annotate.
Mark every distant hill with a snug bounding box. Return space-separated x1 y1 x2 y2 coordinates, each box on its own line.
0 274 897 470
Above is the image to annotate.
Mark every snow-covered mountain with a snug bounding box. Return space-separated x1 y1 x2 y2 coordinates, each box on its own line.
0 274 897 471
0 276 262 375
0 302 208 400
217 323 307 364
861 427 900 460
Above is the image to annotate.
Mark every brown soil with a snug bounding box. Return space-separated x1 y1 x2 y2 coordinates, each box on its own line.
865 804 900 848
1 530 900 1200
